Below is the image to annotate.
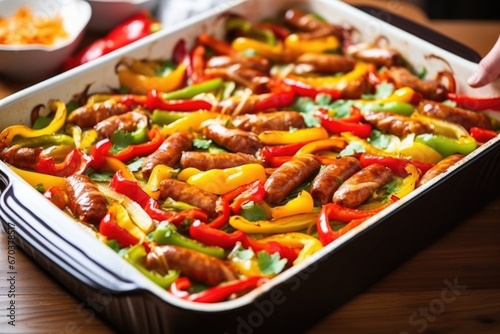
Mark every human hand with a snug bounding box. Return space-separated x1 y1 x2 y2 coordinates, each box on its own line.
468 35 500 88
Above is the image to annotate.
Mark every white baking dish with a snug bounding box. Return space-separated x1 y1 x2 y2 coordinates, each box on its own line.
1 1 499 333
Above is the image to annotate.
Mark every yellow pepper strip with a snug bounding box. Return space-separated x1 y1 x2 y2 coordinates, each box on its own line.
7 164 66 190
392 164 421 199
231 37 286 61
341 132 396 157
284 34 340 58
187 163 266 195
258 127 329 145
177 167 201 182
271 190 314 220
229 212 318 234
161 111 226 136
0 100 67 146
229 251 264 277
108 202 147 241
294 138 347 156
145 165 174 200
373 87 416 104
397 134 442 164
287 61 370 88
117 62 187 94
101 157 136 181
79 129 99 151
260 232 323 266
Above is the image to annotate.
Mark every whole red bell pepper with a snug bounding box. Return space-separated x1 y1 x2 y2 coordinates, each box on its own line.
359 153 435 177
35 148 92 177
63 11 160 70
447 93 500 111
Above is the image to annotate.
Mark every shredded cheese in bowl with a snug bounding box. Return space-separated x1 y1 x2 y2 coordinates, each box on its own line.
0 6 69 46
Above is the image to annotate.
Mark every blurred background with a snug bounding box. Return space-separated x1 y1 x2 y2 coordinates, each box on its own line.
400 0 498 19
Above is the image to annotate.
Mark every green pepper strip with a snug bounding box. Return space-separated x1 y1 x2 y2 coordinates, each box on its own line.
415 133 477 157
226 16 277 45
357 101 415 116
151 110 193 125
162 78 224 100
152 222 226 259
122 244 179 289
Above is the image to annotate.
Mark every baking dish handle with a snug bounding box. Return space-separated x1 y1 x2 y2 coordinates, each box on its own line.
0 168 146 294
355 5 482 63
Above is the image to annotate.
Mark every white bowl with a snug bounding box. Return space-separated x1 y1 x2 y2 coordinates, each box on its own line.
0 0 91 82
85 0 158 32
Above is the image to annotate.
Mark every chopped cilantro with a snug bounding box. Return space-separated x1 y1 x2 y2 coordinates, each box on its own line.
257 251 287 275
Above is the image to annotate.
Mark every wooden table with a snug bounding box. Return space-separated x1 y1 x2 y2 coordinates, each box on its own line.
1 1 499 333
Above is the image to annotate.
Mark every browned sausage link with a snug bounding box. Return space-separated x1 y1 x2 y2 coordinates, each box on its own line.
295 54 356 75
146 245 237 286
338 76 374 99
206 55 271 73
417 154 464 188
94 110 149 139
232 111 305 134
67 100 132 128
350 48 402 68
333 163 393 209
202 122 262 155
0 145 42 169
180 151 261 171
141 132 193 179
158 179 218 215
264 154 321 205
384 66 447 101
417 100 493 131
204 65 270 94
283 9 343 41
65 174 108 225
362 110 432 137
310 156 362 205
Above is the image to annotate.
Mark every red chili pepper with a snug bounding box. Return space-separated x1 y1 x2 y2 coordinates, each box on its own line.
282 78 341 100
189 220 247 249
469 126 498 143
359 153 435 177
35 148 92 177
63 11 160 70
99 212 140 248
169 276 269 303
144 89 212 111
446 93 500 111
197 33 236 56
314 110 372 138
111 127 165 162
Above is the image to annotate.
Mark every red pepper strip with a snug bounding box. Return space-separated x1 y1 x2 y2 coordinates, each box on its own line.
189 220 247 249
314 111 372 138
447 93 500 111
170 276 269 303
282 78 341 100
99 212 140 248
63 11 159 70
243 237 299 265
325 196 398 223
197 33 236 56
172 39 188 66
170 209 210 225
470 127 498 143
229 181 266 213
43 186 67 209
265 155 293 168
145 89 212 111
190 45 206 84
252 90 296 112
261 142 308 160
35 148 92 177
206 197 231 229
359 153 435 177
317 206 372 246
254 22 290 40
111 127 165 162
89 139 112 169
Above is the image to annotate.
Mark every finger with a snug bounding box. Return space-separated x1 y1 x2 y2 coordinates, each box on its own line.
468 35 500 88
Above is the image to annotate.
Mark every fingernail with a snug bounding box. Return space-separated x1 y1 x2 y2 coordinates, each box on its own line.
467 72 481 87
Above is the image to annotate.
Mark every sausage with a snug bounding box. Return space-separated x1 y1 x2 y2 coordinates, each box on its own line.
383 66 447 101
294 53 356 74
0 145 42 169
146 245 237 286
337 76 374 99
362 110 432 137
232 111 305 134
310 157 362 205
67 100 131 128
417 154 464 187
264 154 321 205
349 48 401 68
283 8 344 41
417 100 493 131
94 110 149 139
158 179 218 215
65 174 108 225
202 122 262 154
141 132 193 179
206 55 271 73
180 151 261 171
333 163 393 208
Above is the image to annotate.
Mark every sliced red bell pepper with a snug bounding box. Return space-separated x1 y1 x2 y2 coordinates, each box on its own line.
282 78 341 100
252 90 296 112
323 196 397 223
190 45 206 84
359 153 435 177
144 89 212 111
206 197 231 229
315 105 363 123
242 237 299 265
169 276 269 303
264 155 293 168
197 33 236 56
470 127 498 143
89 138 113 169
228 181 266 214
35 148 92 177
99 212 140 248
254 22 290 40
261 142 308 160
189 220 247 249
314 110 372 138
447 93 500 111
111 127 165 162
43 186 68 209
